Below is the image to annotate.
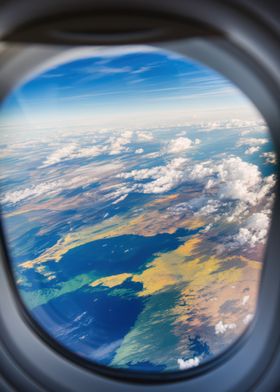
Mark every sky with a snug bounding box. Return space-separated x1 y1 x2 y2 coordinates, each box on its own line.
0 45 260 131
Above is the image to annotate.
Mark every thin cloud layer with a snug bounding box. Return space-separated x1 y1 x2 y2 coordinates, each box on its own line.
2 180 64 204
237 137 268 147
41 130 134 167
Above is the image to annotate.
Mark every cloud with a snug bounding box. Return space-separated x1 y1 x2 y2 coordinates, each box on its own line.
190 156 275 206
225 201 249 224
167 201 192 216
177 357 200 370
245 146 260 155
42 143 77 166
131 65 153 74
199 121 222 132
242 295 250 305
108 130 133 155
137 131 154 141
237 137 268 147
213 159 261 204
196 199 222 216
168 137 200 154
91 65 132 75
2 172 98 205
78 60 155 85
42 143 105 167
243 314 254 325
91 339 123 360
261 151 277 165
145 152 161 159
105 183 138 204
42 130 134 166
75 146 104 158
119 157 187 194
198 119 264 132
73 311 87 322
112 194 128 205
117 151 276 206
117 153 275 215
215 320 236 335
135 148 144 154
142 170 183 193
25 45 162 86
233 211 271 247
81 65 133 82
2 180 65 204
150 86 237 102
189 161 214 180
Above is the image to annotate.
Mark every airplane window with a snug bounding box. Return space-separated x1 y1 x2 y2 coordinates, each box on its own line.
0 45 277 375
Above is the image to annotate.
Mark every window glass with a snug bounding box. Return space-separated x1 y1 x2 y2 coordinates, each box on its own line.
0 45 277 373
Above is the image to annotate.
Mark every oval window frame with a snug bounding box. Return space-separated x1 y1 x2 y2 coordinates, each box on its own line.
0 1 280 391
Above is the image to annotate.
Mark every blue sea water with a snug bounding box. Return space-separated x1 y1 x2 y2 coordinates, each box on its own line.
32 281 145 366
43 228 198 285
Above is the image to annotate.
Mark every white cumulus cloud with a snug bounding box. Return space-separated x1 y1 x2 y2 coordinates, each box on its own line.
233 211 270 247
137 131 153 141
196 199 221 216
168 137 200 154
108 130 133 155
215 320 236 335
190 156 275 206
261 151 277 165
245 146 260 155
177 357 200 370
119 157 187 194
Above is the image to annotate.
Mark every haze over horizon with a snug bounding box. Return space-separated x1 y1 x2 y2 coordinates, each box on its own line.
0 45 261 132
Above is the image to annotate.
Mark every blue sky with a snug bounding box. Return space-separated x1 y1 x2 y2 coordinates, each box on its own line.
0 46 258 129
